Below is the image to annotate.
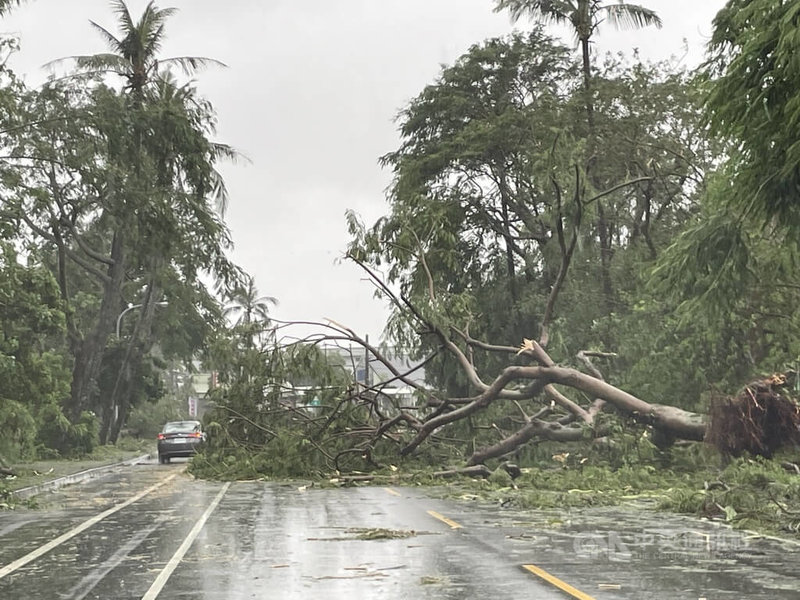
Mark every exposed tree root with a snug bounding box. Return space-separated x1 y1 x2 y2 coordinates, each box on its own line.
706 373 800 458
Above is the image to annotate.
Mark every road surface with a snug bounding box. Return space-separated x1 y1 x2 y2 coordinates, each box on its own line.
1 459 798 599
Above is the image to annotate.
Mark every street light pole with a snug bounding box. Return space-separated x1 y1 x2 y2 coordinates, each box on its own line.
116 301 168 337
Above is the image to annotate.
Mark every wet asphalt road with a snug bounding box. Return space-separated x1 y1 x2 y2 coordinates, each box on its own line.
1 460 799 599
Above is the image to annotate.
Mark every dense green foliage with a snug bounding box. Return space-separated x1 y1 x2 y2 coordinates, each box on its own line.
191 332 411 479
0 1 240 464
2 0 800 540
705 0 800 228
196 1 800 498
349 31 717 410
0 243 69 459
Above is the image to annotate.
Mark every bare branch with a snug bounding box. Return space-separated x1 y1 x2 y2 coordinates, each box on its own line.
584 176 653 206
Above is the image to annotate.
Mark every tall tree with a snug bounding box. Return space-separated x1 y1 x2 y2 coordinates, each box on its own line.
8 1 236 442
494 1 662 311
353 32 580 356
75 2 229 441
59 0 222 100
493 0 661 127
644 0 800 402
350 33 703 409
223 275 277 351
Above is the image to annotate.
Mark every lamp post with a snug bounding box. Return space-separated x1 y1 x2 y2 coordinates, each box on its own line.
116 301 168 338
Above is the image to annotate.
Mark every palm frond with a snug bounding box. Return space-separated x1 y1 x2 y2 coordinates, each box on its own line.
211 142 243 163
601 3 662 30
161 56 228 75
145 23 167 55
110 0 136 35
70 53 130 73
88 20 123 53
209 168 229 216
147 4 178 23
494 0 575 25
138 3 177 51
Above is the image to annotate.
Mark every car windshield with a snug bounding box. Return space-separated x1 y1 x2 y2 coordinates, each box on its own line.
163 421 201 433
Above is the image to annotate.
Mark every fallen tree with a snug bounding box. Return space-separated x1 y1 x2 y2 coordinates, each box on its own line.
342 261 710 466
195 266 800 480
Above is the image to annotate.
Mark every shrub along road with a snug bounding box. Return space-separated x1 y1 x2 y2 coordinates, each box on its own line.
0 460 798 599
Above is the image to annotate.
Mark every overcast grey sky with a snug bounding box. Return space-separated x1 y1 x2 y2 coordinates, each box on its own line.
2 0 727 341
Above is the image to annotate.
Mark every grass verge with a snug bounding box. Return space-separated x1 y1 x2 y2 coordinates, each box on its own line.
1 437 154 496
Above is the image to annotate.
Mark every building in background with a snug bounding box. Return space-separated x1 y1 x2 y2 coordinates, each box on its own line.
280 345 429 415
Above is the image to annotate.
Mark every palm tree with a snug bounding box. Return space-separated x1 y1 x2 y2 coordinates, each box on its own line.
494 0 661 126
224 276 278 327
52 0 223 99
55 1 228 427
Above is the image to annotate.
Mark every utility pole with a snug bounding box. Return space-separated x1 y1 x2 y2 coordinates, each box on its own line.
364 334 370 387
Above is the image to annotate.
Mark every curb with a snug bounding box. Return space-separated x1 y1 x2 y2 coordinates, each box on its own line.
10 453 152 500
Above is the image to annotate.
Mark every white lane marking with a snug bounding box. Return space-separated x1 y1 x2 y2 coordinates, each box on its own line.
0 473 178 580
64 516 169 600
141 482 231 600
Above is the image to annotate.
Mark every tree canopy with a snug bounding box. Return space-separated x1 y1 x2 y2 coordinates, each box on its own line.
704 0 800 228
0 0 248 457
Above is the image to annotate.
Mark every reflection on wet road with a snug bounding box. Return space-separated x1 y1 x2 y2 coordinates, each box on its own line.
1 461 799 599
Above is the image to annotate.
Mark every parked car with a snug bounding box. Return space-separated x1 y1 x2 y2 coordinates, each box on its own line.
157 420 204 464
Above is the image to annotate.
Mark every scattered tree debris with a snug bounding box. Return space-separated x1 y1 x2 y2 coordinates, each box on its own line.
308 528 422 541
349 527 418 540
420 575 450 585
432 465 492 479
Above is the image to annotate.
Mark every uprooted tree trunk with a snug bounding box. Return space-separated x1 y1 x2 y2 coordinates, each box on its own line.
318 258 793 467
706 373 800 458
394 334 707 463
339 327 797 468
339 228 711 465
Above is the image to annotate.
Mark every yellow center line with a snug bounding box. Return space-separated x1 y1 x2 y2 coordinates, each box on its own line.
383 487 401 496
427 510 463 529
522 564 596 600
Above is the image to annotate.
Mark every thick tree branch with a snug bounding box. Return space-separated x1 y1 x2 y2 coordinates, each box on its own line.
47 166 115 266
18 209 111 284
